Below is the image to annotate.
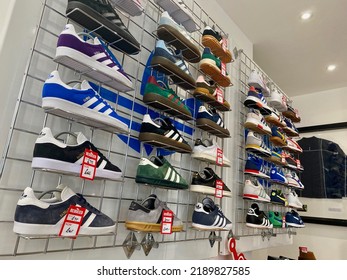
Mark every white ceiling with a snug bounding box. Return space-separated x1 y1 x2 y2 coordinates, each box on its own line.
217 0 347 97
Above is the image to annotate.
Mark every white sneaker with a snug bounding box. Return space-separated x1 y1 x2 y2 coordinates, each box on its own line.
245 131 271 158
191 139 230 167
244 109 272 135
154 0 199 32
268 87 287 112
284 138 303 154
285 171 304 189
247 69 270 96
285 190 303 209
110 0 145 16
243 179 270 202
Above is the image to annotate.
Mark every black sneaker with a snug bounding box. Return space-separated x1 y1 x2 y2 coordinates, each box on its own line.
190 167 231 197
13 185 115 236
139 114 192 153
66 0 140 55
31 127 122 180
246 203 273 229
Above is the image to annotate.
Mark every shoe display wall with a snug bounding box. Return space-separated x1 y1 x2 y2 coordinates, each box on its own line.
0 0 307 260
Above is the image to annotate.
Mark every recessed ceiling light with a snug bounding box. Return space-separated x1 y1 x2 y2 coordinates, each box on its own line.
327 64 337 72
301 11 312 20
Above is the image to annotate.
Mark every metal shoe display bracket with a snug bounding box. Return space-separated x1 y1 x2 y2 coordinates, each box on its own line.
192 92 231 112
195 123 231 138
139 139 192 154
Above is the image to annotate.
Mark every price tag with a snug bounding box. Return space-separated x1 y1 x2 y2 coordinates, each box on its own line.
216 148 223 166
80 149 98 180
221 37 228 52
281 151 286 164
215 87 224 104
59 205 86 238
221 62 226 76
215 179 224 198
161 210 173 234
282 216 286 228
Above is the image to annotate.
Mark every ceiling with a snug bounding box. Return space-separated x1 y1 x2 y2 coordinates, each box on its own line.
217 0 347 97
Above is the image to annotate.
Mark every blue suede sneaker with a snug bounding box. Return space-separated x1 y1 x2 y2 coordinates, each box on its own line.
270 125 287 147
244 154 269 179
196 105 230 137
270 189 288 206
270 166 288 185
150 40 195 90
244 86 272 115
285 210 305 228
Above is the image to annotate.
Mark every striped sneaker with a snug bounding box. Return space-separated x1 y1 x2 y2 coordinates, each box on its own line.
42 71 128 134
31 127 123 181
139 114 192 153
13 184 116 236
246 203 273 229
243 179 270 202
55 24 133 92
135 156 188 189
196 105 230 137
150 40 196 90
192 197 232 231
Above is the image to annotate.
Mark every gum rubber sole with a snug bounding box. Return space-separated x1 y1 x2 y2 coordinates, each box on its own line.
125 221 183 232
202 35 232 63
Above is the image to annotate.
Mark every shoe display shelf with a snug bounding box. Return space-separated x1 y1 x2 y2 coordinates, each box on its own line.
232 49 301 243
192 91 231 112
195 122 231 138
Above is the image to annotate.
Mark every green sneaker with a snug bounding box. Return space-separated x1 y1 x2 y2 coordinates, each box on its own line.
268 211 283 228
199 48 231 87
135 156 188 189
143 76 192 120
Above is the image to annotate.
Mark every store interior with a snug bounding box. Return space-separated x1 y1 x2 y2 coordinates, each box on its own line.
0 0 346 260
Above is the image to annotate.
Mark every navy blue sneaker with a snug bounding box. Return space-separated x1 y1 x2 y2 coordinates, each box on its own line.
270 125 287 147
244 154 269 179
196 105 230 137
285 210 305 228
270 166 288 185
13 185 116 236
192 197 232 231
150 40 195 90
42 71 128 134
270 189 288 206
283 117 299 137
244 86 272 115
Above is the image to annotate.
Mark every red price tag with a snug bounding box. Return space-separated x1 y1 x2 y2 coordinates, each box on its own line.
80 149 98 180
221 62 226 76
216 148 223 166
161 210 173 234
282 216 286 228
59 205 86 238
221 37 228 52
281 151 286 164
296 159 302 169
215 179 224 198
216 87 224 104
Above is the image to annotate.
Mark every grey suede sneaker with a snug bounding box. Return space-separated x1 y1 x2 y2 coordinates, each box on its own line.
125 194 183 232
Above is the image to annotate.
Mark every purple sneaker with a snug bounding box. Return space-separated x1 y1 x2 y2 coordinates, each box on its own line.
55 24 133 92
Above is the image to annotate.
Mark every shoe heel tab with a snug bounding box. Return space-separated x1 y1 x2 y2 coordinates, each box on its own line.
36 127 54 143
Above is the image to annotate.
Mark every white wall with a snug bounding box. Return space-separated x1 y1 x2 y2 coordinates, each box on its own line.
0 0 255 260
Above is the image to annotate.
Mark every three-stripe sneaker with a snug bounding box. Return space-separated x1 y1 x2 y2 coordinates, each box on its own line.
150 40 196 90
196 105 230 137
244 86 272 115
135 156 188 189
189 167 231 197
245 130 271 158
270 189 288 206
66 0 140 54
55 24 133 92
31 127 122 181
246 203 273 229
143 76 192 120
243 179 270 202
125 194 183 232
192 197 232 231
285 210 305 228
268 211 283 228
13 185 116 236
270 126 287 147
139 114 192 153
244 109 272 135
244 154 270 179
247 69 270 96
42 71 128 134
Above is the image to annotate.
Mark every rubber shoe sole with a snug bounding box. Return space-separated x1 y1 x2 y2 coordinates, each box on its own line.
244 120 271 135
193 87 230 111
157 24 201 63
199 59 231 87
270 136 287 147
125 221 183 232
139 132 192 153
196 118 230 138
135 175 188 190
202 35 232 63
189 184 232 197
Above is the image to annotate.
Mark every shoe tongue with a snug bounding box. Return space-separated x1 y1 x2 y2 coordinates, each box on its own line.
76 132 89 144
57 185 76 201
203 167 215 178
202 197 216 212
142 194 159 210
81 80 93 90
151 156 164 166
251 203 260 213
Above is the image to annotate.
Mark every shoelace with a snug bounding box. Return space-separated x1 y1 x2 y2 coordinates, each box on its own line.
76 193 101 214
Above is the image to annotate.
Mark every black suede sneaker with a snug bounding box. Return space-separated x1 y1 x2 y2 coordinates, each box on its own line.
190 167 231 197
246 203 273 229
66 0 140 55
